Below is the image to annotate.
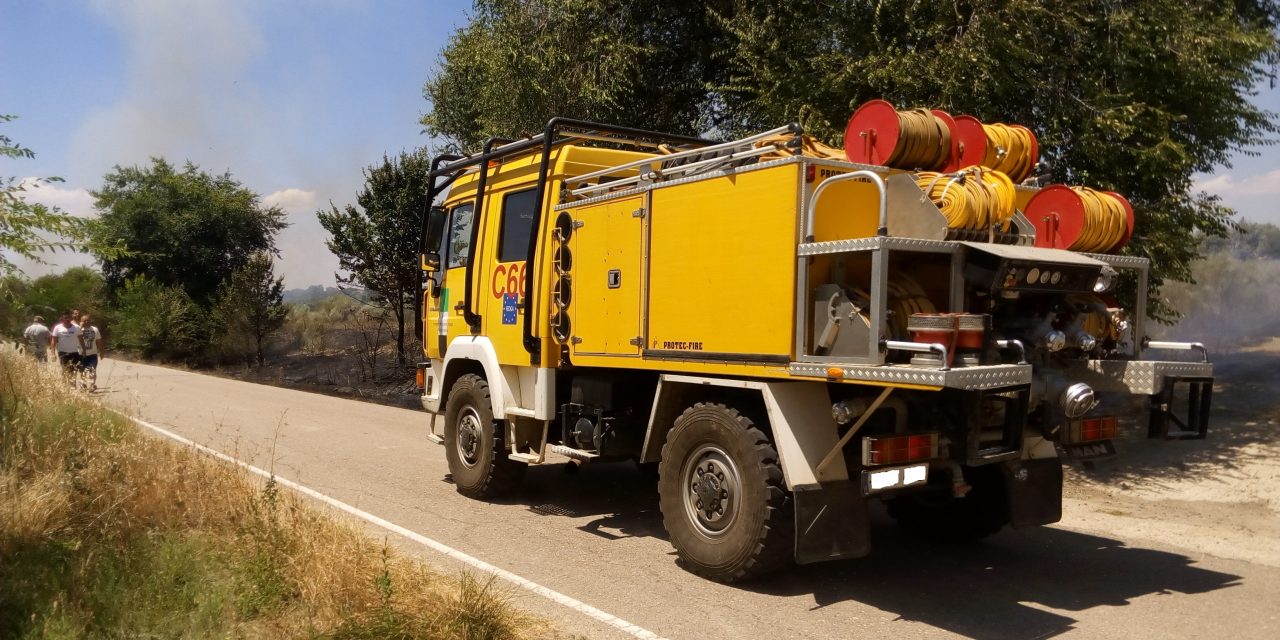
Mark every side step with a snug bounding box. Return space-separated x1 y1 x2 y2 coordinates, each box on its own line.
546 444 598 461
426 412 446 445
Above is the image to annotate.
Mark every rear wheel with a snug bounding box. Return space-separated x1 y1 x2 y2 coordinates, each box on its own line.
444 374 525 499
885 464 1008 541
658 403 792 582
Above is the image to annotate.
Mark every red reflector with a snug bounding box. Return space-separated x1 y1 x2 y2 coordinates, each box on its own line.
1072 416 1117 442
805 165 816 183
863 433 939 466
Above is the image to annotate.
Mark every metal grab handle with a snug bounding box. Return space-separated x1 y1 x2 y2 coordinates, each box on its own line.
881 339 950 371
804 170 888 242
1143 339 1209 363
995 339 1027 364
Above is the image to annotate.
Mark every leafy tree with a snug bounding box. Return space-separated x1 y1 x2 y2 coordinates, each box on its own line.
211 252 288 366
1 115 109 275
90 158 287 306
24 267 107 319
422 1 1280 320
7 267 112 336
111 274 204 361
421 0 721 152
318 150 430 365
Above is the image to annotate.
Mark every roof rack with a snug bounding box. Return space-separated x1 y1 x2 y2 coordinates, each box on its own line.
561 123 804 200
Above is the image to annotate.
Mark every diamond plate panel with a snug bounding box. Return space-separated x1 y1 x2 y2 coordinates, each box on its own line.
789 363 1030 390
798 236 960 256
1085 360 1214 395
1082 253 1148 270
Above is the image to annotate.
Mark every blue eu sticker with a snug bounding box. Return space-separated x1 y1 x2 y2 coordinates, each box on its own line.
502 293 519 325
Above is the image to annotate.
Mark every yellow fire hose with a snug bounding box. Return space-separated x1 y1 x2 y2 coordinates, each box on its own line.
980 123 1036 183
1070 187 1128 252
915 166 1017 231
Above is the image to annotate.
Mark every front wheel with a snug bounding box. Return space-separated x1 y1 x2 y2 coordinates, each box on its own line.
444 374 525 499
658 403 793 582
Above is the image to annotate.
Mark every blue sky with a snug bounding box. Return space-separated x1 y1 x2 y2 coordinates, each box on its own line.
2 0 472 286
2 1 1278 287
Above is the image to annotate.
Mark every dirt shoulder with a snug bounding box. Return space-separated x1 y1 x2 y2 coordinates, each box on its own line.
1062 346 1280 567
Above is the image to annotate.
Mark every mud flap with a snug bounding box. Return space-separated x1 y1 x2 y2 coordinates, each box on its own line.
1003 458 1063 528
793 480 871 564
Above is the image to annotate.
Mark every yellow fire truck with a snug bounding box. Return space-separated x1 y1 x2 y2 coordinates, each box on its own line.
417 107 1213 582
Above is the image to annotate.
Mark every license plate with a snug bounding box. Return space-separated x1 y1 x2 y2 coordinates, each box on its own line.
1059 440 1116 460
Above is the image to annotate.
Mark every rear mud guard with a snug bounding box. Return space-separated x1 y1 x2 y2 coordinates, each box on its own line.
1149 376 1213 440
794 480 871 564
1004 458 1063 528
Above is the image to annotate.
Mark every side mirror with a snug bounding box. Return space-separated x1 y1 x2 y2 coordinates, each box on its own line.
421 206 448 272
421 252 442 273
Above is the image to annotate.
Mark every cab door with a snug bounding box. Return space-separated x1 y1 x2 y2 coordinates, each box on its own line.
427 202 475 359
479 187 538 363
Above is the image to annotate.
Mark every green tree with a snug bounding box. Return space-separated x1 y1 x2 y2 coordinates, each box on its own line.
318 150 431 365
211 252 288 366
90 158 287 306
422 1 1280 320
111 274 204 361
1 115 103 275
422 0 721 152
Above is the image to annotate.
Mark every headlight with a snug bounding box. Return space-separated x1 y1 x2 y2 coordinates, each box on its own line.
1093 266 1117 293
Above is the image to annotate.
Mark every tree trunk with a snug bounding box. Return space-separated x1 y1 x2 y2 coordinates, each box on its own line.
394 292 407 366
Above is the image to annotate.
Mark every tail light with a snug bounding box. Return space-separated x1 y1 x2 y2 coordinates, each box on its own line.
1067 416 1117 443
415 367 426 390
862 433 939 466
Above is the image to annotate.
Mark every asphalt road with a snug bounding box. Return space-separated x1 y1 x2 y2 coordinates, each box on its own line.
99 359 1280 640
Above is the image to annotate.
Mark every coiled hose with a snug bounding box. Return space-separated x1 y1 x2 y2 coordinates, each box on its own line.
980 123 1036 183
890 108 952 170
915 166 1017 231
1070 187 1128 252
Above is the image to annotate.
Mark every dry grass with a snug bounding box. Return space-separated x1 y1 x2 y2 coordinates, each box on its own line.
0 344 544 639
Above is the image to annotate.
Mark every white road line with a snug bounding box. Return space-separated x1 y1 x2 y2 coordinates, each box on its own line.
126 415 667 640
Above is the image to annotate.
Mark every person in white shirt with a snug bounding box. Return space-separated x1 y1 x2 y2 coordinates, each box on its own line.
78 314 104 392
23 316 51 360
51 312 83 378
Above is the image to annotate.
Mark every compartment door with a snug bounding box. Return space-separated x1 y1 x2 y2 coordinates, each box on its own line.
569 196 644 357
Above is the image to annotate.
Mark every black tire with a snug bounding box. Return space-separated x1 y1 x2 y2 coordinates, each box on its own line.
884 464 1008 542
444 374 526 499
657 402 793 582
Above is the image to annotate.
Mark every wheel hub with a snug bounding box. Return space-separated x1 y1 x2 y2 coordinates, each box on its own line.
457 408 483 468
681 445 741 537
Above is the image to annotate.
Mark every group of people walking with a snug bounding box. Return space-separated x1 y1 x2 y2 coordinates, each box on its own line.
22 310 104 391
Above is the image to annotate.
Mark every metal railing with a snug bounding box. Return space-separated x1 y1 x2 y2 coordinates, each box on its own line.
562 124 801 199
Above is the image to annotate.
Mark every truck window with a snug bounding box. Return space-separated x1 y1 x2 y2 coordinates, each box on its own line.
447 203 474 269
498 188 537 263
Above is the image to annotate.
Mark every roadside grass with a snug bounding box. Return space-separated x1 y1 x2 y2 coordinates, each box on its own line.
0 345 538 639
